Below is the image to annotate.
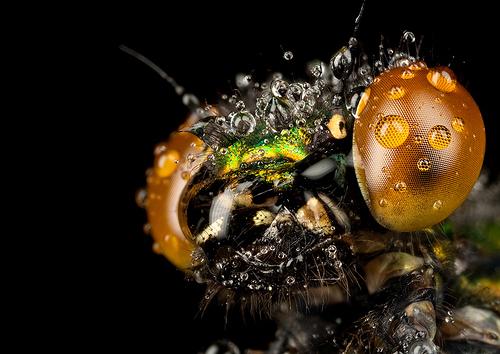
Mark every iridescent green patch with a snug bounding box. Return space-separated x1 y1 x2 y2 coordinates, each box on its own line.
218 127 309 183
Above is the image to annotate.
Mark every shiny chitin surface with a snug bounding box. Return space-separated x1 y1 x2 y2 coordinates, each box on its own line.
146 115 205 269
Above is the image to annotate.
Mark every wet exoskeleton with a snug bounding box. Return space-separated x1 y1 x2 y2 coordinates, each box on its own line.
137 30 499 353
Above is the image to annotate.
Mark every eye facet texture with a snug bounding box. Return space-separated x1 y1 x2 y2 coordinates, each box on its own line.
353 64 485 232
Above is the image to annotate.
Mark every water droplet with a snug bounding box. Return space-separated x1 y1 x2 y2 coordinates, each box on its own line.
271 79 288 98
285 276 296 285
218 148 229 156
409 61 427 70
154 143 168 155
155 149 180 177
451 117 465 133
486 331 499 340
330 46 353 79
181 171 190 180
427 67 457 93
386 85 406 99
433 200 443 210
296 118 307 126
135 188 147 208
355 87 371 117
408 340 438 354
326 245 337 258
283 51 294 60
182 94 200 110
428 125 452 150
142 223 151 234
311 64 323 78
394 181 407 192
401 69 415 79
379 198 388 207
417 158 431 171
229 111 256 136
235 100 246 111
235 73 251 89
152 242 162 254
403 30 416 42
374 115 410 148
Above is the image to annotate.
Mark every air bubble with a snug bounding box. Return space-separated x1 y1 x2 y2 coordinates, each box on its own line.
414 135 423 144
285 276 296 285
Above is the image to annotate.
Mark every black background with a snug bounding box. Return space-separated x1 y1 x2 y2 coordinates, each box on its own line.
96 1 499 352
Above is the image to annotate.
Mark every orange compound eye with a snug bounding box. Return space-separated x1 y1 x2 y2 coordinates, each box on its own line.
353 63 486 232
145 115 205 269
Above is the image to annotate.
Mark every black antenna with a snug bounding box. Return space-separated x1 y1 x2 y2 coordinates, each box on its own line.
119 45 185 95
119 45 200 109
353 0 367 38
